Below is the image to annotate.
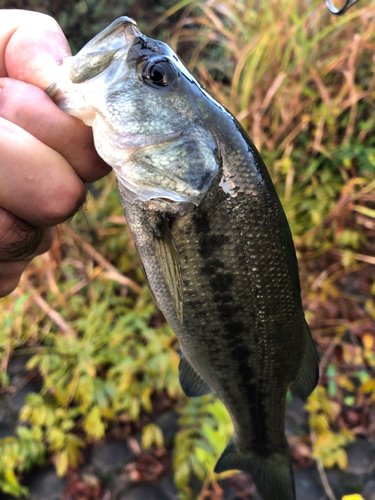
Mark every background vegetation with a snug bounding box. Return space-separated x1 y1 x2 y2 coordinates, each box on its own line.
1 0 375 498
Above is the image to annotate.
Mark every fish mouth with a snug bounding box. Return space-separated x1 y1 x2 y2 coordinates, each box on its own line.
46 17 140 98
68 17 140 84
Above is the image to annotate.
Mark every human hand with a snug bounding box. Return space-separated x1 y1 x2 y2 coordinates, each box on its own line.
0 10 111 297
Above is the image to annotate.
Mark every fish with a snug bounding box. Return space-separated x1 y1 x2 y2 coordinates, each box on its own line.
46 17 320 500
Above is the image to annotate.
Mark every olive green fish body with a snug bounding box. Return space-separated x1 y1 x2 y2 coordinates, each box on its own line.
49 18 319 500
121 108 311 484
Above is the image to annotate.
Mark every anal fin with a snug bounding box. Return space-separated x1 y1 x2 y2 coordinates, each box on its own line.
291 319 320 400
179 349 213 397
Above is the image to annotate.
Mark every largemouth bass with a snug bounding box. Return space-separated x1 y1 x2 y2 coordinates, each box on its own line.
47 18 319 500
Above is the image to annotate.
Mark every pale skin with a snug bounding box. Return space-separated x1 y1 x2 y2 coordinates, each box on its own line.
0 10 111 297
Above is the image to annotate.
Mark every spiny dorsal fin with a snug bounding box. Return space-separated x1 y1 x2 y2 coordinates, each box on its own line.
153 216 183 323
179 348 213 397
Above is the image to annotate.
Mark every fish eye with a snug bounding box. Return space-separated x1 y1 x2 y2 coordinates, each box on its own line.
142 58 176 88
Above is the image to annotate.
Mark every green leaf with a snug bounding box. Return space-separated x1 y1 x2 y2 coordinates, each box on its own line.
174 462 190 489
142 424 164 450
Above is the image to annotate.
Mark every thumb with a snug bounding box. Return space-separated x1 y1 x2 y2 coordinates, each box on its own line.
1 10 71 89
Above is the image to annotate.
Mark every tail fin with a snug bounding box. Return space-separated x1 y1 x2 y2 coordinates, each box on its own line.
214 439 295 500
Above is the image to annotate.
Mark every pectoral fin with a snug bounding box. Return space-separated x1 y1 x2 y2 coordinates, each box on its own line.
153 216 183 323
291 319 320 400
179 349 213 397
139 260 160 309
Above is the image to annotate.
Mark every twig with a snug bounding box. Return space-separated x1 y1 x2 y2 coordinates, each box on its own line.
0 341 11 374
332 250 375 266
33 294 74 336
312 317 371 338
101 270 138 289
198 472 212 500
64 226 142 294
311 432 337 500
26 283 75 336
316 459 337 500
319 330 345 375
44 253 74 316
61 278 89 300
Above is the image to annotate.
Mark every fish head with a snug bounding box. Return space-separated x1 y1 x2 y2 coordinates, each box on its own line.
48 17 219 208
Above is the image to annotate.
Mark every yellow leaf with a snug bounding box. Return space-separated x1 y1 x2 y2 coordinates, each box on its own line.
129 399 140 420
327 400 341 420
322 454 335 468
363 333 374 350
336 375 355 392
169 349 179 372
366 299 375 321
47 427 66 451
19 405 31 422
342 495 364 500
83 406 105 439
142 424 164 450
119 372 132 392
174 462 190 488
141 388 152 413
66 441 83 468
354 205 375 218
55 450 69 476
86 361 96 378
37 405 48 426
360 379 375 393
311 413 329 432
343 345 364 366
336 448 348 470
342 250 355 268
5 469 20 488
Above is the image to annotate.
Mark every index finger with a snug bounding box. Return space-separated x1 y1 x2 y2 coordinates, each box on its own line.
0 9 70 88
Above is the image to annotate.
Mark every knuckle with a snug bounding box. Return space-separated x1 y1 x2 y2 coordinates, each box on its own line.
36 227 55 256
0 260 29 297
41 182 87 226
0 208 43 260
0 275 21 297
0 78 46 124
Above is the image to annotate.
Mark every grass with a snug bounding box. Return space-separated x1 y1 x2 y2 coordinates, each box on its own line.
1 0 375 498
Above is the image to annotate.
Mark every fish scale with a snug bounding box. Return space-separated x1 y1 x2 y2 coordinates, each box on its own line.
48 17 320 500
169 158 298 450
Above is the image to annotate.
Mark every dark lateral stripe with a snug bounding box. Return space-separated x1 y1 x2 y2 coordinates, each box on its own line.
193 207 270 453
